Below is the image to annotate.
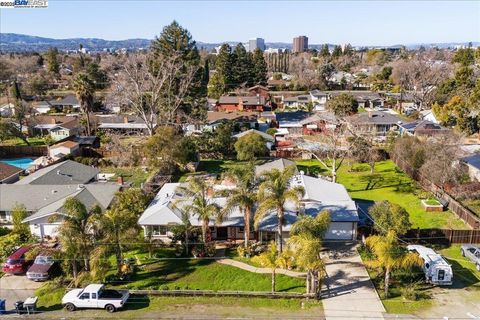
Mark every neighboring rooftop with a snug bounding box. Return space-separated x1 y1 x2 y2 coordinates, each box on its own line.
206 111 258 124
255 158 297 176
15 160 99 185
233 129 274 142
347 111 401 125
276 111 311 127
0 162 23 182
218 95 266 106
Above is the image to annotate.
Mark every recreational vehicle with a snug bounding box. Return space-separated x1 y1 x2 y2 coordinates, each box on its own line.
407 245 453 286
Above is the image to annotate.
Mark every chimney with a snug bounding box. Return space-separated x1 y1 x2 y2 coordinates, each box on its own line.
123 116 129 124
117 175 124 186
51 117 56 124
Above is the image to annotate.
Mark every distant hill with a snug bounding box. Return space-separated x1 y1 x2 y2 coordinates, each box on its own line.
0 33 478 52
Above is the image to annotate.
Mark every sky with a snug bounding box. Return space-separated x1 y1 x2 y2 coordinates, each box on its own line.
1 0 479 46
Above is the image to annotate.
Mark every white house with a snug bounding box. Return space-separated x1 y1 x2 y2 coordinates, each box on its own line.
138 164 359 243
48 141 80 159
233 129 275 150
419 110 440 124
0 103 15 117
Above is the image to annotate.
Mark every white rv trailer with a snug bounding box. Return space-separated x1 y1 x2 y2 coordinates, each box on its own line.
407 245 453 285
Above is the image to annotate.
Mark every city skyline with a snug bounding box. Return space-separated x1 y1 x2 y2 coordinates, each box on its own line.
1 1 479 46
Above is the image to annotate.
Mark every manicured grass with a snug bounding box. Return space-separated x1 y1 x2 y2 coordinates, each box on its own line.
439 245 480 288
115 257 305 293
296 159 468 230
176 159 268 182
36 282 67 311
424 199 441 206
382 296 434 314
0 137 48 146
99 166 152 187
36 294 322 318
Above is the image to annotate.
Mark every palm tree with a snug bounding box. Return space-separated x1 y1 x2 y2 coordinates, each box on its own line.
366 231 423 298
57 198 101 277
252 241 285 293
220 162 257 249
72 73 95 135
176 177 220 243
255 165 304 252
171 204 195 256
289 211 331 295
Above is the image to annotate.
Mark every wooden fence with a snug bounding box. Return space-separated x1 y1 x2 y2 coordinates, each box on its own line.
391 155 480 230
400 228 480 245
0 145 48 156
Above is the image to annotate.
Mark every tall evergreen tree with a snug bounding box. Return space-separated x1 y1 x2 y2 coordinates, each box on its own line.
320 44 330 57
45 47 59 75
203 59 210 86
151 21 206 121
332 45 343 58
216 44 235 92
252 49 268 85
232 44 252 87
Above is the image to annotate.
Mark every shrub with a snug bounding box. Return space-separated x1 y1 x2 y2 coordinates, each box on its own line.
400 283 420 301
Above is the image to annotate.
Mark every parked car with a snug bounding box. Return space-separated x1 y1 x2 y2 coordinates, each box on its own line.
2 246 32 274
62 284 129 313
26 255 57 281
407 245 453 285
461 244 480 271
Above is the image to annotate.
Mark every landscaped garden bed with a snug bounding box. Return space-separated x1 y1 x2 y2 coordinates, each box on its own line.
421 199 444 212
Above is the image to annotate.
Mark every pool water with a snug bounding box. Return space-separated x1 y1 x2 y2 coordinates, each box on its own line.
0 158 34 170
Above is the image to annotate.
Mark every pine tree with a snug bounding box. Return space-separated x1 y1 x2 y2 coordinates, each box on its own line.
232 44 251 87
252 49 268 85
151 21 206 120
332 45 343 58
216 44 234 91
320 44 330 58
203 59 210 86
45 47 59 75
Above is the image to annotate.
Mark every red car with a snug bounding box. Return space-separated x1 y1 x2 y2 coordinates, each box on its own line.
2 246 32 274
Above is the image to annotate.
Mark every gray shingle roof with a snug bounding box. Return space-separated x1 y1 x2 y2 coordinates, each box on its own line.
255 158 297 176
22 183 120 223
233 129 274 142
347 111 401 125
15 160 99 185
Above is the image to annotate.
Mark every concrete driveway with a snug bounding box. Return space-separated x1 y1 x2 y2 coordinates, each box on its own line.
321 243 386 320
0 274 42 311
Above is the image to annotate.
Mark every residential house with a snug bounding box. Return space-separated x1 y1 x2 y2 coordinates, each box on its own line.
15 160 99 185
0 162 23 184
137 168 359 242
398 120 450 138
462 155 480 182
48 95 81 113
95 115 153 135
48 141 80 159
217 95 267 112
32 101 53 114
248 85 270 99
254 158 297 176
275 111 312 135
330 91 383 109
0 183 119 238
419 110 440 124
233 129 275 150
346 111 400 136
282 95 312 109
309 90 328 111
27 116 80 141
183 111 258 135
0 103 15 117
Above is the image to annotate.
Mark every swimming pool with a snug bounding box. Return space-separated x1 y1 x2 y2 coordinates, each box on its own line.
0 158 34 170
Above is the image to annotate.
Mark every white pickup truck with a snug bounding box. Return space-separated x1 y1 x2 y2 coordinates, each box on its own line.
62 284 129 313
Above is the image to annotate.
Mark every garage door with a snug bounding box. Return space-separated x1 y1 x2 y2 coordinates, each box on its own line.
324 222 354 240
41 224 59 238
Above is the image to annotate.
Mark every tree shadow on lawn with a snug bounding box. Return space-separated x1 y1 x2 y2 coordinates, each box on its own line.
114 258 215 289
443 257 480 289
350 174 413 192
122 294 150 311
296 164 328 176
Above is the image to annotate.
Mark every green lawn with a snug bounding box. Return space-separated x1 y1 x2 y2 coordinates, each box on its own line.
176 159 266 182
99 166 152 187
36 293 322 319
0 137 48 146
116 257 304 293
439 245 480 288
296 159 468 230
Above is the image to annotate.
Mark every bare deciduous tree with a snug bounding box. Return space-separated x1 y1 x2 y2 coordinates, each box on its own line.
108 53 198 136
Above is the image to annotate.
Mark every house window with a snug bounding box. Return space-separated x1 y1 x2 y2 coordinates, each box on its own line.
151 226 168 236
238 227 244 234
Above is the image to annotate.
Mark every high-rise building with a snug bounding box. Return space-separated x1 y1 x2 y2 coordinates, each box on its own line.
248 38 266 52
293 36 309 53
